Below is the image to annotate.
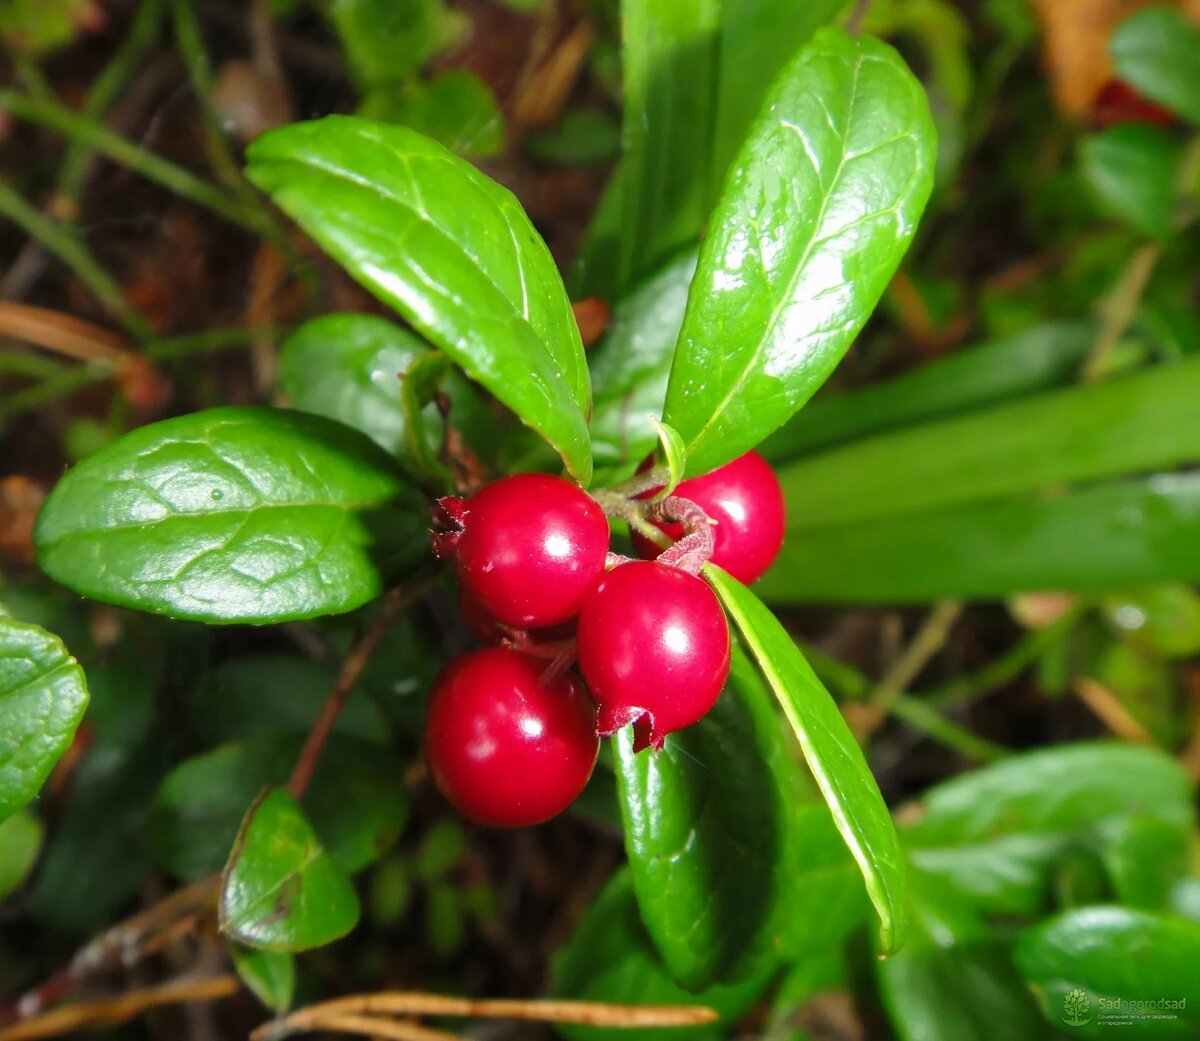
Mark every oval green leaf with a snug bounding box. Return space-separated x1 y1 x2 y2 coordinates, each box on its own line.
0 617 89 824
705 565 907 954
1015 907 1200 1039
663 27 936 476
0 809 43 898
34 406 426 624
230 943 295 1012
1080 124 1183 241
220 787 361 952
246 116 592 484
1111 6 1200 126
612 650 791 988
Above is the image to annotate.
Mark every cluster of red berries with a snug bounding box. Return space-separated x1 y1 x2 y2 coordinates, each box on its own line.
424 452 785 828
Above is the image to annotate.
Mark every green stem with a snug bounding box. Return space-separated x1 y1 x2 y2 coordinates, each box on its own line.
58 0 167 206
0 89 263 235
10 52 54 100
0 366 112 425
144 324 292 361
0 178 148 337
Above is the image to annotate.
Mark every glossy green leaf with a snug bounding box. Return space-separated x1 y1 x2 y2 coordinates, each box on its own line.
758 321 1094 461
1015 907 1200 1038
0 617 89 823
151 735 408 881
588 250 697 477
612 650 791 987
1101 584 1200 659
0 808 42 898
1080 124 1183 241
1111 6 1200 125
650 419 687 499
359 71 504 160
220 787 360 952
757 474 1200 603
246 117 592 483
664 28 937 476
878 878 1055 1041
329 0 460 85
901 743 1195 916
711 0 844 186
781 357 1200 531
706 566 907 954
186 654 389 747
615 0 720 290
231 943 295 1012
549 869 773 1041
279 313 433 459
35 406 425 623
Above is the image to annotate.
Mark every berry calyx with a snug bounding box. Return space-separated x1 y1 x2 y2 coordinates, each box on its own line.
424 647 599 827
576 560 731 751
448 473 610 628
632 451 785 585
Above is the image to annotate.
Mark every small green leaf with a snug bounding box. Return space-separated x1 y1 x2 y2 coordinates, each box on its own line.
0 0 96 56
526 109 620 167
401 350 455 486
1015 907 1200 1039
1080 124 1183 241
1098 814 1190 911
649 419 687 500
246 117 592 484
279 313 435 459
34 406 426 624
588 250 697 478
664 28 936 476
329 0 461 86
230 943 295 1012
220 787 360 952
0 617 89 823
612 651 790 988
151 735 408 881
705 566 908 954
360 71 503 160
549 869 773 1041
0 809 42 898
758 321 1095 461
1111 6 1200 126
1101 584 1200 659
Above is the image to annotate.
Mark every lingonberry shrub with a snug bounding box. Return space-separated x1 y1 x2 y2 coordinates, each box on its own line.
577 560 732 751
436 473 610 628
632 451 786 584
424 647 599 827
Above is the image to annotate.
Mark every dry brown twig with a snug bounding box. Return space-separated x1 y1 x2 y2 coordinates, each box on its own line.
252 993 720 1041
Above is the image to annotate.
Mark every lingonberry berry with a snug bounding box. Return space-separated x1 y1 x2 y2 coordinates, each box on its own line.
633 451 785 584
576 561 731 751
425 647 599 827
444 474 609 628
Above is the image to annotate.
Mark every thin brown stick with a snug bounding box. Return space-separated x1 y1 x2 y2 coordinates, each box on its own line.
265 1014 458 1041
256 993 718 1039
0 975 239 1041
288 566 441 798
0 301 129 364
1072 677 1156 745
0 876 219 1026
853 600 964 740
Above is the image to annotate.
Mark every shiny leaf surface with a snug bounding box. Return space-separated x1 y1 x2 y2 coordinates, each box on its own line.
664 28 936 475
0 617 89 823
706 566 908 953
220 787 360 952
1111 6 1200 125
246 117 592 483
35 407 425 623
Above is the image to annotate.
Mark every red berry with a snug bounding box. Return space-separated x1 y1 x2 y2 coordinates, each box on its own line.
1092 79 1174 129
452 474 610 628
633 451 785 584
577 561 731 751
425 648 599 827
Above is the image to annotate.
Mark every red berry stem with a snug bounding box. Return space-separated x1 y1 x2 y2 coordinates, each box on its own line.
538 642 580 687
647 495 715 575
590 487 673 550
